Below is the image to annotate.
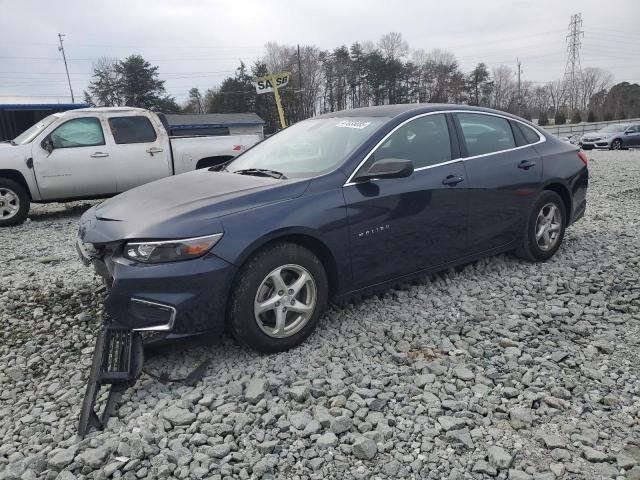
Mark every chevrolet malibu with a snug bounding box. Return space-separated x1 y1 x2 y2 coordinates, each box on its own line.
77 104 589 352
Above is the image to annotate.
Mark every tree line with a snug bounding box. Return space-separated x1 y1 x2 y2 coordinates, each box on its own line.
84 33 640 132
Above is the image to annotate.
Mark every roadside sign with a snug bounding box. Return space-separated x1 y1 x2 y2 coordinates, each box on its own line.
253 72 290 94
253 71 290 129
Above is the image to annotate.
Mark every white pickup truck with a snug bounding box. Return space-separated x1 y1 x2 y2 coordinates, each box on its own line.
0 107 261 226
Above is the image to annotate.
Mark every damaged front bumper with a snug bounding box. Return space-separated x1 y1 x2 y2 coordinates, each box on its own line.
78 326 144 437
76 237 237 336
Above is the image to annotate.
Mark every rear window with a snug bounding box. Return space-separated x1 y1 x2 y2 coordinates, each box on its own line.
108 116 157 144
518 123 542 144
457 113 516 156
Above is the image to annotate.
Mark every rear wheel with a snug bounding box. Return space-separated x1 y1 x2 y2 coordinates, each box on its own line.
0 178 29 227
516 191 566 262
227 243 328 352
611 139 622 150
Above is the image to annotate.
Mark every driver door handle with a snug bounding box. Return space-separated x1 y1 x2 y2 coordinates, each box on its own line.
442 175 464 186
90 152 109 158
146 147 164 156
518 159 536 169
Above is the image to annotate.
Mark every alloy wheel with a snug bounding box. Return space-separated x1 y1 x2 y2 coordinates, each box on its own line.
612 140 622 150
254 264 317 338
535 203 562 251
0 188 20 220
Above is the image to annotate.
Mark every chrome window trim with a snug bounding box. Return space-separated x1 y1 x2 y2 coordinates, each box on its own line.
130 298 177 332
343 109 546 187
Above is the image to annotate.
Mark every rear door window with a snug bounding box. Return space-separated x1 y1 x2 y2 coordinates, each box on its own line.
108 116 157 144
457 113 516 156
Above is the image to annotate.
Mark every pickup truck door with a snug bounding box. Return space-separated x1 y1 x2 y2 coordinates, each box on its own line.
32 116 117 199
106 115 172 192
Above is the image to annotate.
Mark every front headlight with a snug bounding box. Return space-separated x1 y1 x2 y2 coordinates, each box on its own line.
124 233 223 263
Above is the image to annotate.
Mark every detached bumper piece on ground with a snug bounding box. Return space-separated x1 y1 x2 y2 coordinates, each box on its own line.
78 327 144 437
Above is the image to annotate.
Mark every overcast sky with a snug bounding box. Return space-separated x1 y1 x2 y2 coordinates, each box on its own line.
1 0 638 104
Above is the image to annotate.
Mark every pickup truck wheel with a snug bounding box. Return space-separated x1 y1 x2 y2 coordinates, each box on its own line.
227 243 328 353
0 179 29 227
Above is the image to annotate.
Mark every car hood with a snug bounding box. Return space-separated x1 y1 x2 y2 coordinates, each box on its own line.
80 169 310 243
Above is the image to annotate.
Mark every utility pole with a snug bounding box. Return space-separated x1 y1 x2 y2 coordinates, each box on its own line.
57 33 75 103
297 44 303 118
563 13 583 114
516 58 522 116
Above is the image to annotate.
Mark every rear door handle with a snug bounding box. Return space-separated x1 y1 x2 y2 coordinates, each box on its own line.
518 160 536 169
442 175 464 186
146 147 164 156
90 152 109 158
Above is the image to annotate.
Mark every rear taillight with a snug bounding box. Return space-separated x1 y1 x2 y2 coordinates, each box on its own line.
577 150 588 167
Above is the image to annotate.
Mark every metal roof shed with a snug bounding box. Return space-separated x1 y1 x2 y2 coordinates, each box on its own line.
164 113 265 138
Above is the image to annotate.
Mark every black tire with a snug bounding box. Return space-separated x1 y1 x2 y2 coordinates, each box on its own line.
515 190 566 262
227 242 328 353
0 178 30 227
611 139 622 150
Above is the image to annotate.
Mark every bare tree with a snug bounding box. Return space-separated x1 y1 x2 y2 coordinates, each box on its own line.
263 42 296 74
86 57 123 107
491 65 516 111
547 79 566 114
530 85 552 116
378 32 408 60
579 67 613 112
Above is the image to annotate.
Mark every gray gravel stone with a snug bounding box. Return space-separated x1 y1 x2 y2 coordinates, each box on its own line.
330 415 353 435
162 406 196 426
316 432 338 448
245 379 267 404
352 437 377 460
582 446 611 463
487 445 513 469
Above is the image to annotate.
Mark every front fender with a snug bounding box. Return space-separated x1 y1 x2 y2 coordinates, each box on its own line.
214 188 352 295
0 143 41 200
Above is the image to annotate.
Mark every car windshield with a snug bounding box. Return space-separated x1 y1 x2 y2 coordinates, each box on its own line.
227 117 387 178
600 124 629 133
13 114 59 145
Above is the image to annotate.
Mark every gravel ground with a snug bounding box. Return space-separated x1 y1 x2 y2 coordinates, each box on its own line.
1 150 639 480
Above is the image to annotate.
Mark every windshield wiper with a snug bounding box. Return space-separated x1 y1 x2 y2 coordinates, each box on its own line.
233 168 287 179
208 158 235 172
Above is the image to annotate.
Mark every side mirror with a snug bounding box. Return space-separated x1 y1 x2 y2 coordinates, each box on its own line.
624 130 632 135
41 137 54 154
354 158 414 182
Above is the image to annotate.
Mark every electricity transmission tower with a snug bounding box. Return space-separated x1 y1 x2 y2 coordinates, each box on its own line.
563 13 583 114
57 33 75 103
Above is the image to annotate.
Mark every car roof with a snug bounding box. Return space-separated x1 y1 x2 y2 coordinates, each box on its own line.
314 103 526 121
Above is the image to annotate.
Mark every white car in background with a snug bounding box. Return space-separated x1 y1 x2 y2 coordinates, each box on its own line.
0 107 261 226
580 123 640 150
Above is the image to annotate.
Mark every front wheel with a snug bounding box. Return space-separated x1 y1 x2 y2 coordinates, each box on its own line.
227 242 328 353
515 191 566 262
0 178 30 227
611 139 622 150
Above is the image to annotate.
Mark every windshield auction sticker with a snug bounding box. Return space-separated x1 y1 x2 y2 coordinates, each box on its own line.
336 120 372 129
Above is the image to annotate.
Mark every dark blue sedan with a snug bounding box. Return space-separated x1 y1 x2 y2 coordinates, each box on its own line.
77 104 589 352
